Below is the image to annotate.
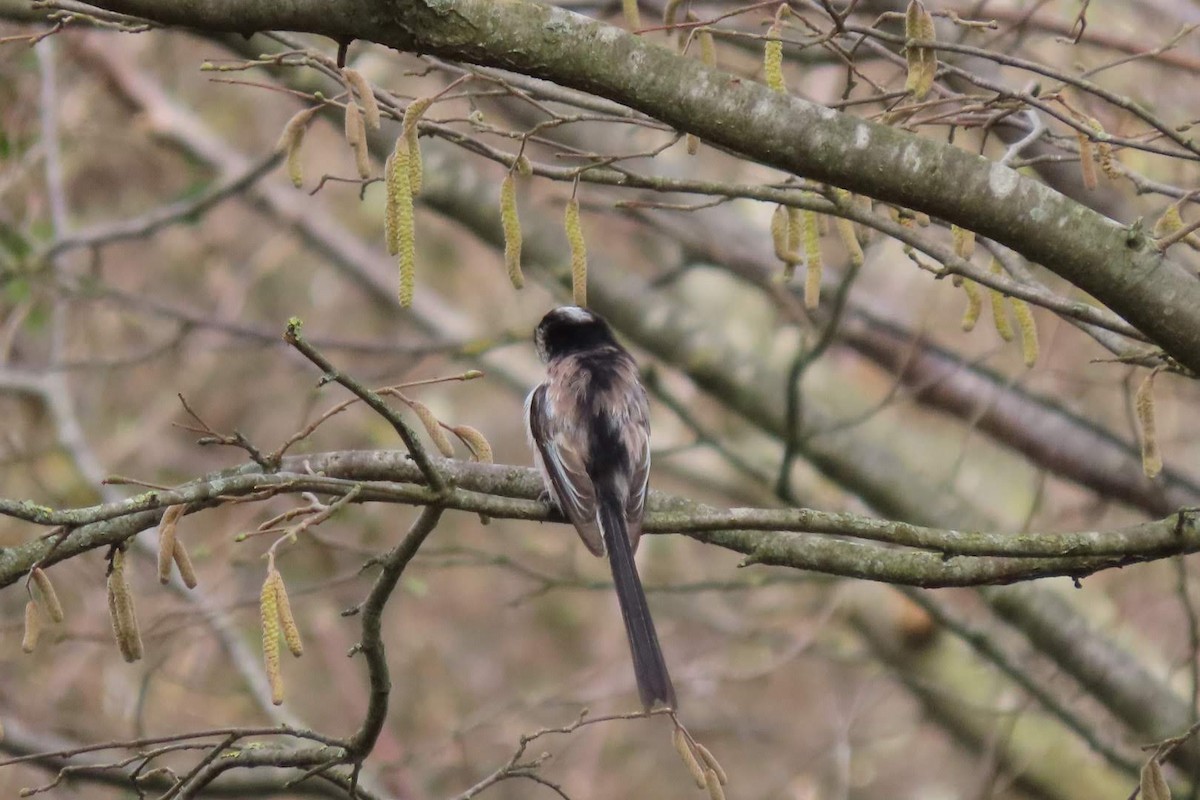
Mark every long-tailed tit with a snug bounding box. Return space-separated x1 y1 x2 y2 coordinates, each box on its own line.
525 306 676 710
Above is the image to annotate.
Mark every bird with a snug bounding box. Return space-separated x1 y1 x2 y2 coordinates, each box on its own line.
525 305 676 711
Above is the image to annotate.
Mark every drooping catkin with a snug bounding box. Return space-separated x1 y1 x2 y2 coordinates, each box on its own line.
802 208 822 308
260 569 284 705
386 139 416 307
407 398 456 457
904 0 937 99
960 278 983 331
787 207 803 263
173 540 198 589
565 198 588 306
500 173 524 289
951 225 974 259
276 106 320 188
403 98 432 196
770 204 791 263
987 259 1014 342
686 134 700 155
835 215 864 266
1153 202 1184 240
704 769 728 800
270 571 303 658
31 567 63 623
1140 757 1171 800
157 504 185 584
695 742 728 786
622 0 641 29
344 100 371 180
453 425 493 463
1010 297 1039 367
699 30 716 67
663 0 684 35
1086 117 1119 179
21 600 40 653
763 16 785 93
1135 370 1162 479
383 152 399 256
343 68 381 130
673 727 707 789
1076 130 1097 190
107 548 143 662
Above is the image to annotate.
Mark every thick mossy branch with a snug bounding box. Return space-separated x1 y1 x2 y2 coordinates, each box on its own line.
84 0 1200 373
2 450 1198 590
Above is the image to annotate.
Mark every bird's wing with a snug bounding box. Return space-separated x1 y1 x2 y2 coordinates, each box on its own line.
527 384 604 556
622 386 652 552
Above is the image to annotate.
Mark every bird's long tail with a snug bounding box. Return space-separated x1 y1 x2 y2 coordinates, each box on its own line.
597 486 676 710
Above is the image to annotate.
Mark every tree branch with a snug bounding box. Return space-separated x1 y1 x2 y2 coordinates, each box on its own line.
3 450 1199 590
76 0 1200 373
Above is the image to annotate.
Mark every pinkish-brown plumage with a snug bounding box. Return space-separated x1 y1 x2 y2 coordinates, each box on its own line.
525 306 675 710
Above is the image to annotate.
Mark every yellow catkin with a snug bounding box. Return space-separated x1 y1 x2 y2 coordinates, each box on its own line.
673 727 707 789
1140 758 1171 800
31 567 63 623
951 225 975 259
1097 139 1118 178
271 571 303 658
1153 203 1184 239
408 399 456 457
565 198 588 306
699 30 716 67
261 570 284 705
770 204 791 262
904 0 937 99
1076 131 1097 190
387 140 416 307
803 209 822 309
960 278 983 331
987 259 1014 342
695 743 728 785
403 98 432 196
705 769 728 800
1087 118 1119 179
173 540 198 589
854 194 874 243
383 152 399 256
1010 297 1039 367
515 154 533 177
1135 371 1162 479
276 106 320 189
787 207 803 262
453 425 494 463
21 599 40 653
500 173 524 289
763 19 785 93
343 68 380 130
622 0 641 30
157 504 185 584
680 10 703 49
344 100 371 180
663 0 684 34
107 549 143 663
834 215 864 267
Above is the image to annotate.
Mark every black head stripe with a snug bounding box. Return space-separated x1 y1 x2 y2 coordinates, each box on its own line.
535 306 620 361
